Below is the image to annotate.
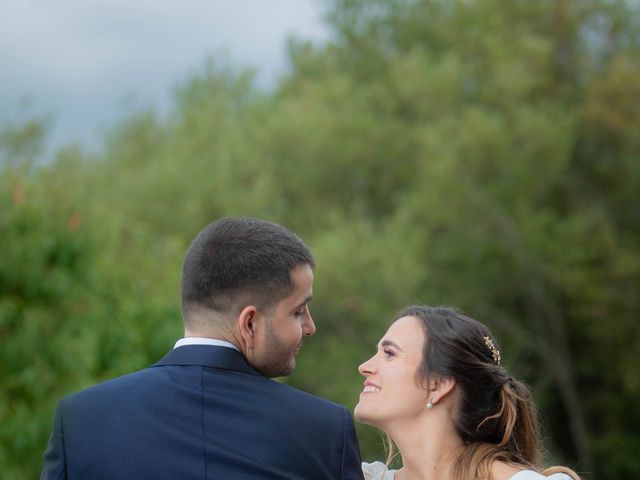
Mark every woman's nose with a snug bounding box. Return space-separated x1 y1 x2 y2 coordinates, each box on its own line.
358 356 376 376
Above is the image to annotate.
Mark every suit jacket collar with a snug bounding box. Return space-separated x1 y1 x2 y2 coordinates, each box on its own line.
152 344 261 376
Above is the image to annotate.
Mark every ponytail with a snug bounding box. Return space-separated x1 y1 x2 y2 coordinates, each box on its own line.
452 379 540 480
452 380 582 480
543 466 582 480
497 379 541 463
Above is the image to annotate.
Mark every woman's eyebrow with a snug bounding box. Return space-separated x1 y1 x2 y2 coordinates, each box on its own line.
379 339 403 352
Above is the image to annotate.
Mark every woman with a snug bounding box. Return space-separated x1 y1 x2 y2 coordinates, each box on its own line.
355 305 581 480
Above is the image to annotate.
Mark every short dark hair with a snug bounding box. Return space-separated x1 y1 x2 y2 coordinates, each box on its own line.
181 218 314 316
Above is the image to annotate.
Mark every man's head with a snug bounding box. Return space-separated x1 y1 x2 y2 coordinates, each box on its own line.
181 218 316 377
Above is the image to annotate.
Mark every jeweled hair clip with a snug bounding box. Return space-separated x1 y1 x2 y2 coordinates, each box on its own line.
483 336 501 365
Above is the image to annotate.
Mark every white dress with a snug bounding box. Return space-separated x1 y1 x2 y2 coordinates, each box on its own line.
362 462 574 480
362 462 396 480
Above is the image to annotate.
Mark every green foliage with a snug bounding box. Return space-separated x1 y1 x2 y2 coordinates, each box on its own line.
1 1 639 478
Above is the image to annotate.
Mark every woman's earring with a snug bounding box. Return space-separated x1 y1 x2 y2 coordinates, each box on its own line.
426 397 433 409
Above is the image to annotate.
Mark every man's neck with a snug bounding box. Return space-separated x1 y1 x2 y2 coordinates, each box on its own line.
174 336 239 351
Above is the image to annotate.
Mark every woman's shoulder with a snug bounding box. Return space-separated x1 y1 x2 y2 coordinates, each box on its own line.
361 461 396 480
508 469 574 480
493 462 574 480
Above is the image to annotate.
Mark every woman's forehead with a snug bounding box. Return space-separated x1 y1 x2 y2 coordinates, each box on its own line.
383 316 425 350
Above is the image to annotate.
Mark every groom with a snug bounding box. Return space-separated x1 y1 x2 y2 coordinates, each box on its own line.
41 217 363 479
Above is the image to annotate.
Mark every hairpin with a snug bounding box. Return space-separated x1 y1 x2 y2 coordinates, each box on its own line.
483 336 501 365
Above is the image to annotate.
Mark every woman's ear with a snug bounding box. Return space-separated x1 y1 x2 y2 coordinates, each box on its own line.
429 376 457 405
238 305 258 350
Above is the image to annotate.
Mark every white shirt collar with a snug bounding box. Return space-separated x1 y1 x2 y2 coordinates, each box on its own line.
174 337 239 351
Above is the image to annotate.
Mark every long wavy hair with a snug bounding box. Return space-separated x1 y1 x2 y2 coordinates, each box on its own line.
385 305 581 480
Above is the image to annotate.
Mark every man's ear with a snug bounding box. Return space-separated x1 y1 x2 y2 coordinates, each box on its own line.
238 305 258 350
428 376 457 405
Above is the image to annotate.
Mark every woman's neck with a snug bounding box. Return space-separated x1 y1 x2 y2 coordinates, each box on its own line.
387 414 465 480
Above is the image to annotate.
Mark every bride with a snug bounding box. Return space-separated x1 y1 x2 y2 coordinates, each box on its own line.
355 305 581 480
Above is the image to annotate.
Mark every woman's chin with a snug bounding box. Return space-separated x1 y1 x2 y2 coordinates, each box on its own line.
354 404 377 427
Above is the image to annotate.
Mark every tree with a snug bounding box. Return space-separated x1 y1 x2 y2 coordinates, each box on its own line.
1 1 638 478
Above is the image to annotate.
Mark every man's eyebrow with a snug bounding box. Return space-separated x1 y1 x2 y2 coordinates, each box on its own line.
379 339 403 351
294 296 312 310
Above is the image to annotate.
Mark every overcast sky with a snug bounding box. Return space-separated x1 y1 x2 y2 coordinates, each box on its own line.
0 0 330 159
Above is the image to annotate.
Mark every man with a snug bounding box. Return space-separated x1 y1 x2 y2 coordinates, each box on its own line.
41 218 363 479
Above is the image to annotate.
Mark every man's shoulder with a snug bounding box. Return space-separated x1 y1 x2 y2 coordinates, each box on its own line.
62 367 154 405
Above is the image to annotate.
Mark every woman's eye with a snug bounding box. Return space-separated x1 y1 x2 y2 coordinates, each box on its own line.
383 349 395 358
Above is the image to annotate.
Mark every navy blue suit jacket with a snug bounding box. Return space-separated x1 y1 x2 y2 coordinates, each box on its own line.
41 345 364 479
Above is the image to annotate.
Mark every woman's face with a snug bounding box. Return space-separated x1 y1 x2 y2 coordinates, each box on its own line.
354 315 429 428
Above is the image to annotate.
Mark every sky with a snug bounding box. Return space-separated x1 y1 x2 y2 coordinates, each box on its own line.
0 0 330 159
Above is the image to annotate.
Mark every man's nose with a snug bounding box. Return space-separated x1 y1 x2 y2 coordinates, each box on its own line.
303 310 316 336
